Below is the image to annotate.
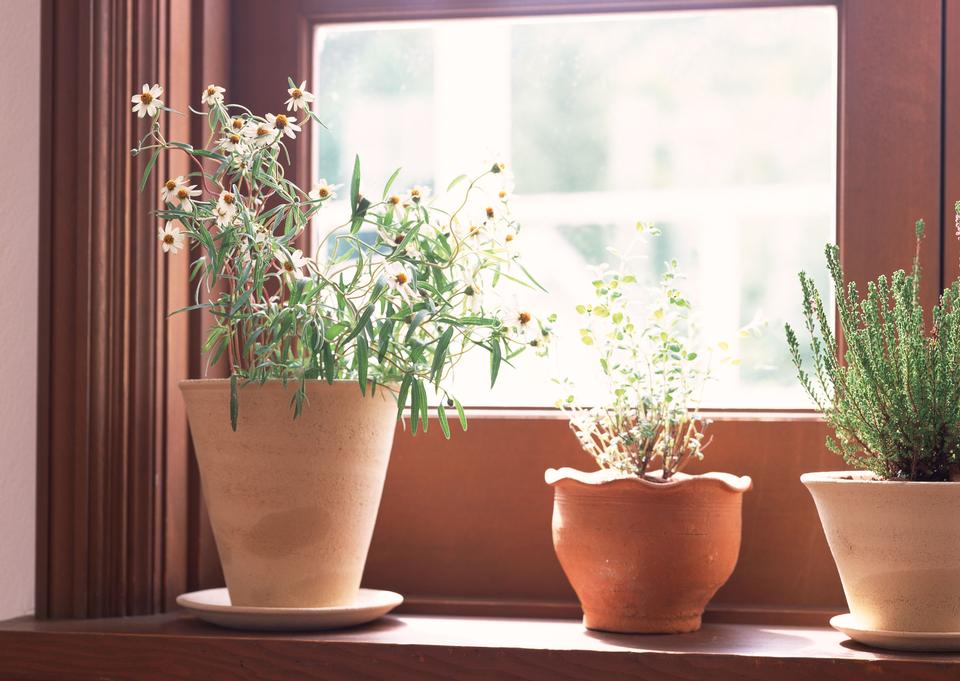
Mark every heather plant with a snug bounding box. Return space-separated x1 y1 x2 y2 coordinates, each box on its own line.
130 80 549 433
786 218 960 481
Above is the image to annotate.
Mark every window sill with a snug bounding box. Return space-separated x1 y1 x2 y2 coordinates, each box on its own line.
1 612 958 680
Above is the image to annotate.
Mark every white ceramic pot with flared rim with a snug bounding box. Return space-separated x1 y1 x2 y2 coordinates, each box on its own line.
802 470 960 633
181 379 398 608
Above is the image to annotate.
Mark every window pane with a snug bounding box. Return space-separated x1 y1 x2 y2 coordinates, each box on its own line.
312 7 837 408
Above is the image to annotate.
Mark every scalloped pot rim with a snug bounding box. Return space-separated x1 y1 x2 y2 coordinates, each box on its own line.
801 470 960 486
544 467 753 493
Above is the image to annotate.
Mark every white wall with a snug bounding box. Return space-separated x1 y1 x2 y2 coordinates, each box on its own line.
0 0 40 620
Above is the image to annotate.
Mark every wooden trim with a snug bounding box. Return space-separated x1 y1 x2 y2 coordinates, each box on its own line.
2 613 960 681
837 0 944 309
36 0 230 619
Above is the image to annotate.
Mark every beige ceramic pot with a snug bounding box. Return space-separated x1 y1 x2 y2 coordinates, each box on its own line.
802 471 960 632
546 467 752 633
181 379 397 608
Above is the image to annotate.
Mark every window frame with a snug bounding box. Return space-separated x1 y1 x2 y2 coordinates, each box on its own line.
36 0 952 621
224 0 948 621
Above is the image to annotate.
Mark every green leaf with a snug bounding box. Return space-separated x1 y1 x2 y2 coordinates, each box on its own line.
437 403 451 439
431 326 454 383
139 148 161 193
453 397 468 432
490 339 502 388
350 154 361 213
229 374 239 432
396 373 413 421
382 167 402 200
357 334 368 395
446 174 468 192
344 305 374 344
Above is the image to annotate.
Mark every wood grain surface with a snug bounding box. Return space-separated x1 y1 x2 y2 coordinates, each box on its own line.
2 612 959 681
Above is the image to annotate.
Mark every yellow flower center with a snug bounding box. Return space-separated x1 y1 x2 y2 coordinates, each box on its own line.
291 88 302 98
176 188 189 199
505 233 514 242
469 225 481 237
394 234 404 244
485 207 495 219
395 272 408 286
274 114 288 128
388 195 401 205
165 179 177 190
284 261 295 272
499 190 507 199
140 92 153 104
206 86 217 95
222 193 235 205
231 118 243 130
257 125 270 137
163 234 175 245
229 133 241 143
318 187 330 198
518 311 531 325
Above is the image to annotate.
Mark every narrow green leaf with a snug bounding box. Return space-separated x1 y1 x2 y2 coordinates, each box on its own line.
229 374 239 432
453 397 468 432
357 334 368 396
350 154 361 212
437 403 451 439
140 148 161 193
431 326 454 383
396 373 413 421
382 167 402 200
490 339 502 388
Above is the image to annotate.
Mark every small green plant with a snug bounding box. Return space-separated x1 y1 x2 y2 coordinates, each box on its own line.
558 224 718 481
786 219 960 481
130 80 549 433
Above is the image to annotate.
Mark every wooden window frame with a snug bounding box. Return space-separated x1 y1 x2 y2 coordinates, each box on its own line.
36 0 955 623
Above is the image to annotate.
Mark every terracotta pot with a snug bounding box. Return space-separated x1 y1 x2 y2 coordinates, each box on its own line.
546 467 752 634
181 379 397 608
802 471 960 632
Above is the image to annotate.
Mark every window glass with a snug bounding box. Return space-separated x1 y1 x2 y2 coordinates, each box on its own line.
312 7 837 407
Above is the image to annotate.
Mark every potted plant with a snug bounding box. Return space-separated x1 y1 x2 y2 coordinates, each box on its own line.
788 217 960 649
131 80 548 611
548 225 752 634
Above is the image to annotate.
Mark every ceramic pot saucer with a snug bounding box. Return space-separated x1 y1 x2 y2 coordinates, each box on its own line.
830 613 960 652
176 587 403 632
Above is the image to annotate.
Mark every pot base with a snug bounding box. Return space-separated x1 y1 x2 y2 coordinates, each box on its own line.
585 613 701 635
830 613 960 652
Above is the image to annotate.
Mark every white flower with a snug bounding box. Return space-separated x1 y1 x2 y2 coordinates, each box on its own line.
228 117 246 134
384 261 414 302
243 119 276 147
496 222 518 251
285 81 315 112
172 182 201 209
266 113 301 140
502 304 536 339
408 185 430 204
131 83 164 118
218 132 247 154
460 273 484 313
308 179 340 202
277 248 310 279
157 223 185 254
217 190 239 212
214 204 236 227
201 83 225 107
160 176 187 203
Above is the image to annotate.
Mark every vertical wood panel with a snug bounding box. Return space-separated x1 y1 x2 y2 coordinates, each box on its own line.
943 0 960 284
837 0 943 308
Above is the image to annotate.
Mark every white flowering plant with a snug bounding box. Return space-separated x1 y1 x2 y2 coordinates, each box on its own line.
131 80 549 434
558 224 721 481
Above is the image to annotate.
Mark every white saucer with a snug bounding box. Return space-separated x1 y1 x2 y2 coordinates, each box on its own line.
176 587 403 631
830 613 960 652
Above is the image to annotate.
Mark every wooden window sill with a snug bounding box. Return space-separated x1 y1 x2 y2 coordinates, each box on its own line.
1 612 958 680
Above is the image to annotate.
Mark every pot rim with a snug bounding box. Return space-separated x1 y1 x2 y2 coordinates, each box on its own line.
801 470 960 486
545 466 752 493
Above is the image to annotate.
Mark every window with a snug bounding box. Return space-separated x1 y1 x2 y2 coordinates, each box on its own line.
311 7 838 408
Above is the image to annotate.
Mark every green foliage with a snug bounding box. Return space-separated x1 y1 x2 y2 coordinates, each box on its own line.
786 221 960 481
132 80 547 434
558 224 715 481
